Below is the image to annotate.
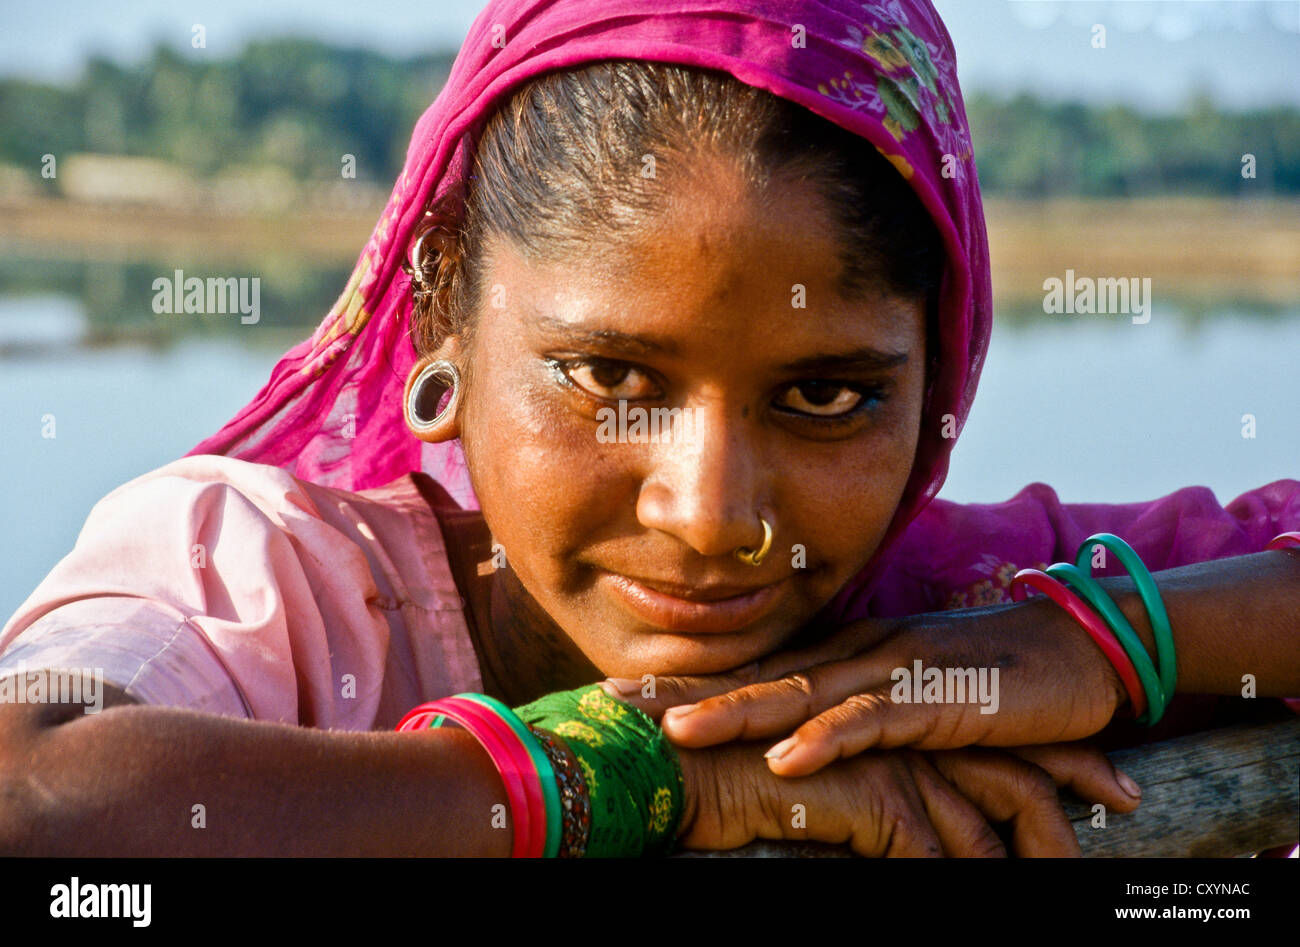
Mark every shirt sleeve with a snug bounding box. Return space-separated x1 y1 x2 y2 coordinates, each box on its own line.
871 478 1300 614
0 455 395 726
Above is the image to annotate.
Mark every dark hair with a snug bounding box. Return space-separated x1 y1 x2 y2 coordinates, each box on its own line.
410 60 944 371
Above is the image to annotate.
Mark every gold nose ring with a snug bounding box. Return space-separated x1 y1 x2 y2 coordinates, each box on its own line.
733 516 773 567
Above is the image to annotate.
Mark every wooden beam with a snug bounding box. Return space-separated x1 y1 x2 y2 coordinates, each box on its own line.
674 718 1300 858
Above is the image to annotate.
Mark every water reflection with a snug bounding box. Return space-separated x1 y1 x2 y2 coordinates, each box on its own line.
0 254 352 354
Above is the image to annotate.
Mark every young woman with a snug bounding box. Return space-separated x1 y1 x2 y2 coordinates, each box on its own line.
0 0 1295 858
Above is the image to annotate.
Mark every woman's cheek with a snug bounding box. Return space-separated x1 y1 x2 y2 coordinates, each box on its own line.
465 372 627 566
775 418 918 573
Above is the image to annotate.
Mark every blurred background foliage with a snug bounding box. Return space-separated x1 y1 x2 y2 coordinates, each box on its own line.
0 38 1296 197
964 92 1300 196
0 40 454 190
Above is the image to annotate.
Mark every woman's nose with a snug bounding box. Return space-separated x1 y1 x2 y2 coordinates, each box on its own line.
633 400 768 559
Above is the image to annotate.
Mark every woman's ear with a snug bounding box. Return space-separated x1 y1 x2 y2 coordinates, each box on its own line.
404 336 465 443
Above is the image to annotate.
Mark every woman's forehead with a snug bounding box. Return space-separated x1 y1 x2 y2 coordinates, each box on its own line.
482 232 925 366
487 161 838 287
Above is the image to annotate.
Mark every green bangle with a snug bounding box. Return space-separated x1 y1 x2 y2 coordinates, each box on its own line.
455 693 563 859
1045 562 1167 725
1075 533 1177 703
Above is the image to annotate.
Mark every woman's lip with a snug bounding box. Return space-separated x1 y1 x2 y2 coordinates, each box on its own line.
600 571 786 634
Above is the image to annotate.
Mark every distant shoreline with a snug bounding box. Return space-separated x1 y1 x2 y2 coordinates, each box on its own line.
2 195 1297 305
984 197 1300 305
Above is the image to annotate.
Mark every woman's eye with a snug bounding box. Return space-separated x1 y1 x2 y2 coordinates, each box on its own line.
775 381 869 418
564 360 658 400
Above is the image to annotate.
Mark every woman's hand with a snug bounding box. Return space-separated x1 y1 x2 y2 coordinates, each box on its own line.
611 598 1127 776
675 738 1140 857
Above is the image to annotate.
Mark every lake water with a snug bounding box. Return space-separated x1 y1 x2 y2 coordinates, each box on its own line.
2 291 1297 622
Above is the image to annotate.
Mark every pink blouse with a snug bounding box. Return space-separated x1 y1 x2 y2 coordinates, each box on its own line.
0 455 483 730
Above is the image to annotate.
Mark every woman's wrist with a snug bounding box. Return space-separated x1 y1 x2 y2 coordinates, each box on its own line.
1093 574 1159 686
906 593 1129 727
513 684 685 856
424 727 515 857
1005 593 1129 723
1023 589 1131 716
1092 551 1300 697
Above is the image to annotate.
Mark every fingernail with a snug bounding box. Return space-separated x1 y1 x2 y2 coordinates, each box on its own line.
1116 770 1141 798
602 678 641 697
765 736 799 761
663 703 698 720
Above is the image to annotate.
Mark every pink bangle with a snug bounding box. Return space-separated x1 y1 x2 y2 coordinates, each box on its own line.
395 704 440 731
437 697 548 858
1011 568 1148 720
1267 532 1300 550
395 698 538 857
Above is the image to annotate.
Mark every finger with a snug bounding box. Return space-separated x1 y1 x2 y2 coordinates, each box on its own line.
655 656 904 749
599 664 762 721
601 619 898 720
844 759 947 859
1011 744 1141 814
930 750 1082 857
749 617 902 680
765 687 998 777
906 753 1008 858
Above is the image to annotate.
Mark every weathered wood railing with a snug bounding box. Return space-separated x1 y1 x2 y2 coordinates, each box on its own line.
674 718 1300 858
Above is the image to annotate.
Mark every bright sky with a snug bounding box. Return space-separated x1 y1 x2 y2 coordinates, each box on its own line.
2 1 1297 111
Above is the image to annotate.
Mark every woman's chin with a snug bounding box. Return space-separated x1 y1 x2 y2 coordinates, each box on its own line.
546 568 826 679
586 618 793 680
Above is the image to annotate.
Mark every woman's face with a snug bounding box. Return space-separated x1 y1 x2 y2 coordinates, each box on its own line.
455 154 928 679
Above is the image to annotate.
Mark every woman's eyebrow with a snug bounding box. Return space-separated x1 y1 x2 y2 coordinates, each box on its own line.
531 313 680 357
781 348 909 374
531 313 905 372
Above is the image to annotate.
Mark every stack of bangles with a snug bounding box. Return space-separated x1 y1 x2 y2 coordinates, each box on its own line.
394 684 683 858
1011 530 1300 726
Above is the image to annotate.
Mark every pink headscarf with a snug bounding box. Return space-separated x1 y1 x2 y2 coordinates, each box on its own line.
188 0 991 616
